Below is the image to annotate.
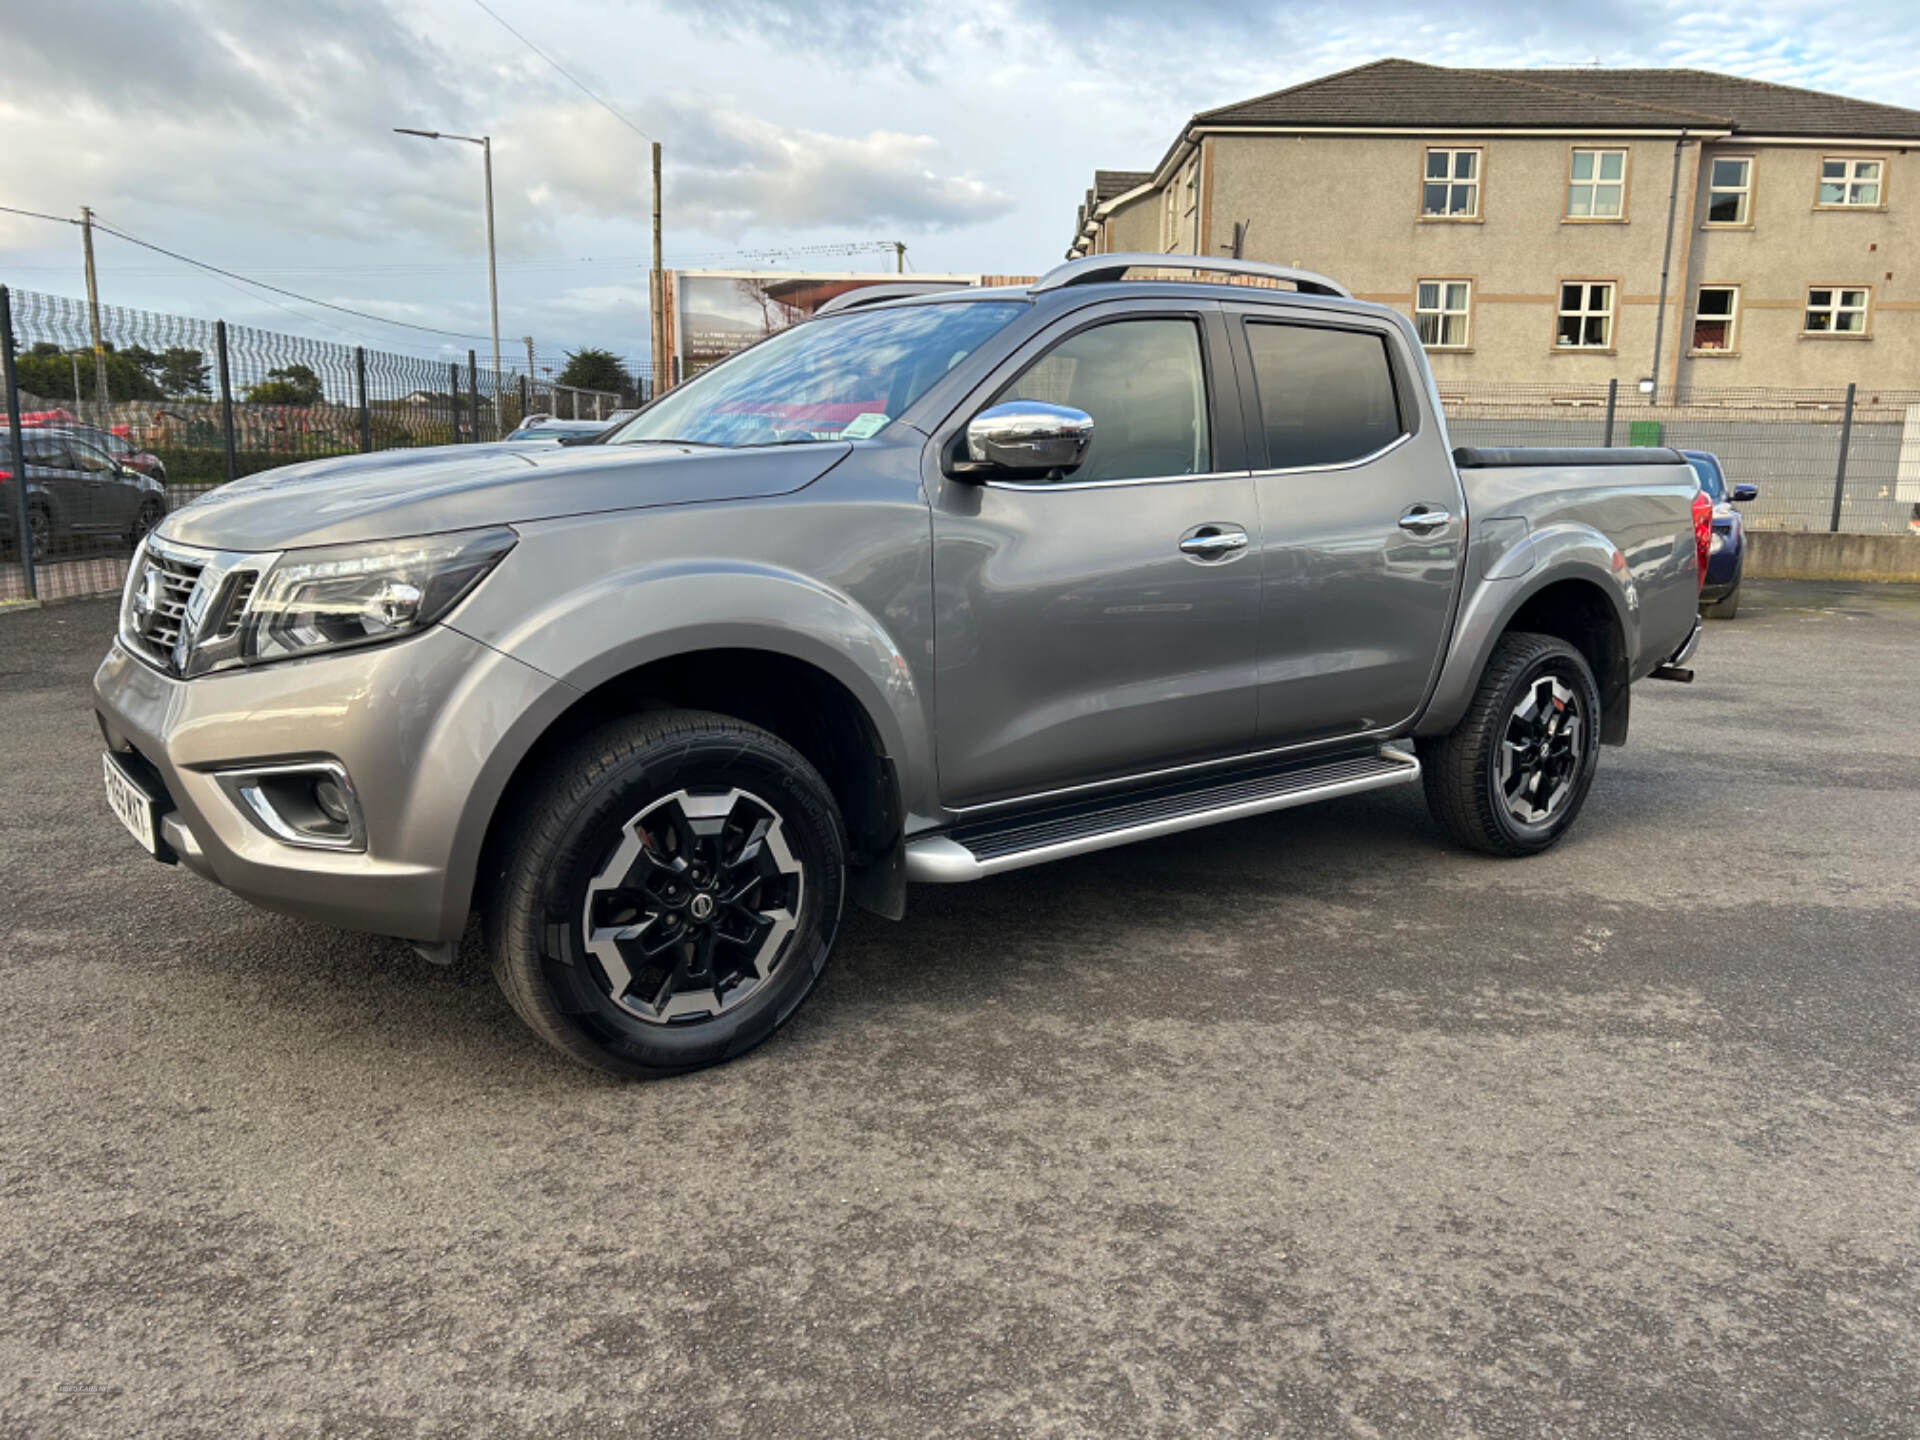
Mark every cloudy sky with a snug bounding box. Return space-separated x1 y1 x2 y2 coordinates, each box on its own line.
0 0 1913 368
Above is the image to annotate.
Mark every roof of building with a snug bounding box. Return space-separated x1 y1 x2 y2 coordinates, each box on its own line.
1093 169 1154 202
1194 58 1920 139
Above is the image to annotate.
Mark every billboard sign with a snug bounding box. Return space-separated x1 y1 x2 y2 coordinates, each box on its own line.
669 270 984 376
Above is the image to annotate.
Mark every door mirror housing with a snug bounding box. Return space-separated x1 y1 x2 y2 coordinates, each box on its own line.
1730 482 1758 503
953 402 1093 479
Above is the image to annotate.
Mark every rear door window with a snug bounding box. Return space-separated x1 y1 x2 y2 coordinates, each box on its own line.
1244 322 1405 470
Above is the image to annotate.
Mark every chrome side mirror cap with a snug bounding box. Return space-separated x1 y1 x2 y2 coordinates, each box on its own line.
957 402 1093 477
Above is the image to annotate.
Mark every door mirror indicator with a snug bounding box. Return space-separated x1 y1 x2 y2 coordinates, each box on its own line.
954 402 1093 478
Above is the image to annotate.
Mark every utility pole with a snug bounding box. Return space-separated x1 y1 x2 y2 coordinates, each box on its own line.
524 335 536 414
650 141 666 391
895 241 905 274
78 206 109 411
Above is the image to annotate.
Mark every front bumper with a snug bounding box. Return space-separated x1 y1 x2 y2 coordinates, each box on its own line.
92 624 571 941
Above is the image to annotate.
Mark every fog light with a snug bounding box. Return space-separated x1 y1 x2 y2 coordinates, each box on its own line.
217 761 365 852
313 777 353 826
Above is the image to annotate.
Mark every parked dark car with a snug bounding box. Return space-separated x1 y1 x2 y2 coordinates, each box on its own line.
56 424 169 484
1683 449 1757 619
0 429 168 555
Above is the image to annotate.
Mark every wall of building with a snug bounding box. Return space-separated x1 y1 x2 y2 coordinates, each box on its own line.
1677 142 1914 390
1102 191 1161 254
1203 131 1914 391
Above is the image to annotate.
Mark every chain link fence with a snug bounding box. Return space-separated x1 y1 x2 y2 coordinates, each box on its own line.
1 285 645 603
5 283 1917 607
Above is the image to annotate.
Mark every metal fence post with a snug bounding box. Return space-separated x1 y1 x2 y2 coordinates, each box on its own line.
215 320 237 482
448 362 461 442
1602 377 1618 448
518 373 528 425
1828 381 1857 533
468 350 480 442
1 286 38 599
355 346 371 453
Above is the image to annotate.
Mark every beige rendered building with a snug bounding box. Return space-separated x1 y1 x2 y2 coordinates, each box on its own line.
1069 60 1920 392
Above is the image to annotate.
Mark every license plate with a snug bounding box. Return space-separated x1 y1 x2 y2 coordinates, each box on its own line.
103 752 160 856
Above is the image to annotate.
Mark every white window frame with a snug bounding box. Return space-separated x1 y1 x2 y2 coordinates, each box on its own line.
1690 285 1740 354
1705 156 1752 226
1414 279 1473 349
1566 148 1628 220
1420 147 1481 220
1803 285 1871 335
1817 157 1884 208
1555 281 1615 350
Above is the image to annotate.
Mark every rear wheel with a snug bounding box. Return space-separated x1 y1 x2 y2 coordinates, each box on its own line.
484 710 845 1077
1703 576 1740 620
1423 632 1602 857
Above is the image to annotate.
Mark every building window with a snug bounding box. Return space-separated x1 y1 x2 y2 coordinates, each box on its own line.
1415 280 1472 348
1804 286 1870 334
1818 158 1883 207
1691 286 1739 352
1421 148 1480 218
1706 157 1752 225
1556 282 1614 349
1567 148 1627 218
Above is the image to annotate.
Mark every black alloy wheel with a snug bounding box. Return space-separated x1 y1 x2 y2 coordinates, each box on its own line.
1423 631 1603 857
486 710 846 1077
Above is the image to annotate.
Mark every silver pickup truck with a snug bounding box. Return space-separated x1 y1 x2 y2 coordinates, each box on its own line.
94 255 1708 1077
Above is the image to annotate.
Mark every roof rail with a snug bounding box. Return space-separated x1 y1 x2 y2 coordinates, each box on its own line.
1030 253 1351 298
813 281 971 317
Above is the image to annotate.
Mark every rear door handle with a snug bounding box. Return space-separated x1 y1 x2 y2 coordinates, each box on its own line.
1398 505 1452 536
1179 525 1249 560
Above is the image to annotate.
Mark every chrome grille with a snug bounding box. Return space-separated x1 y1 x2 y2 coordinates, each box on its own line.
215 571 258 639
124 548 206 667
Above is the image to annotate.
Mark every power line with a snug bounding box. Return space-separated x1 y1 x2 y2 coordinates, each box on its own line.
466 0 654 143
86 216 496 342
0 203 77 228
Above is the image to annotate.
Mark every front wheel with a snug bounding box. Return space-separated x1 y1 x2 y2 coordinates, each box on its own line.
129 498 165 546
484 710 846 1077
1422 632 1602 857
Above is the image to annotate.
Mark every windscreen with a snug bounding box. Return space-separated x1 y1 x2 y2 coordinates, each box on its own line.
1687 456 1725 502
609 300 1025 448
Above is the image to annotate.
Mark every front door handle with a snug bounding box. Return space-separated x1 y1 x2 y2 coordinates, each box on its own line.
1179 525 1250 560
1398 505 1453 536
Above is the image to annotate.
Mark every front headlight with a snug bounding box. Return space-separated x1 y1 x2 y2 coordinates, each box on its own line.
243 526 516 664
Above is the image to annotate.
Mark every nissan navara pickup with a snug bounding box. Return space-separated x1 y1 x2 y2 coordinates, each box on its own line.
94 255 1710 1077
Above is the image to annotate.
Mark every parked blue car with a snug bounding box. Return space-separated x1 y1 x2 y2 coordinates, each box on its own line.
1683 449 1758 619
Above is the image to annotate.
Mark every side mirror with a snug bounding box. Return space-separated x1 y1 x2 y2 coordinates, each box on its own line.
954 402 1093 478
1730 483 1758 503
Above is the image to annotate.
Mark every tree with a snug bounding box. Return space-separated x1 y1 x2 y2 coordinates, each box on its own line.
556 347 632 396
11 343 162 402
157 346 211 398
244 363 324 406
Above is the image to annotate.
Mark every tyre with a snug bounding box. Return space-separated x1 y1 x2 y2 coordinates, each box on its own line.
484 710 846 1077
1703 577 1740 620
1422 632 1602 857
26 501 52 556
129 498 165 546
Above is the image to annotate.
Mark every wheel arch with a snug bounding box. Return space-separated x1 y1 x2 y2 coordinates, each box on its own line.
469 641 911 928
1419 543 1636 745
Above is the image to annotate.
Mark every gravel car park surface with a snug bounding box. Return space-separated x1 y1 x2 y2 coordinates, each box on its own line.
3 582 1918 1439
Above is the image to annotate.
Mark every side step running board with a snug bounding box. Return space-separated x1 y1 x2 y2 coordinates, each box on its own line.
906 744 1421 883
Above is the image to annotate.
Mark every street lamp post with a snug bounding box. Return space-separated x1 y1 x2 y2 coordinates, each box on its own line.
395 127 502 432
